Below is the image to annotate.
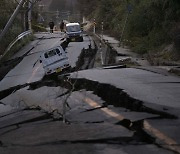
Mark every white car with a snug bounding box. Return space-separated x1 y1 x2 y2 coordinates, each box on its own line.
65 23 83 42
40 46 70 75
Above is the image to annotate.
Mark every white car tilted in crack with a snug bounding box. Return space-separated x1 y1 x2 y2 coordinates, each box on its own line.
40 46 70 75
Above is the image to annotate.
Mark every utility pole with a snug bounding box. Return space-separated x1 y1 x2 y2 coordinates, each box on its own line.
67 12 70 22
119 3 132 46
0 0 26 42
101 21 104 40
56 10 59 19
119 12 129 46
28 0 32 30
93 18 96 34
24 1 29 31
26 0 37 31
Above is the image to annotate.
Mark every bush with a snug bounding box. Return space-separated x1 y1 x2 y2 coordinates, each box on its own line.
77 0 180 56
0 25 22 55
1 34 34 61
32 24 48 32
131 37 149 54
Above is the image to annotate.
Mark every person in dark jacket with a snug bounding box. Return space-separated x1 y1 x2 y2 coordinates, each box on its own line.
49 21 54 33
60 20 64 32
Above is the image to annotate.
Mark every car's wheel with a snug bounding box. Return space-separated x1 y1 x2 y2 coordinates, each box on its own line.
79 36 83 42
66 38 70 42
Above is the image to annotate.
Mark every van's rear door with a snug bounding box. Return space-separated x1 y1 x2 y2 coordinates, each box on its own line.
42 48 67 67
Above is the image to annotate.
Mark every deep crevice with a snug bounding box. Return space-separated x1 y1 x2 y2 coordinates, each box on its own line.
8 137 151 147
0 126 20 137
0 110 24 119
0 140 3 147
70 78 177 119
1 73 176 120
85 121 104 124
0 83 29 100
0 113 52 130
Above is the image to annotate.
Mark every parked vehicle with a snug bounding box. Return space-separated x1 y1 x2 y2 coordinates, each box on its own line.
39 46 70 75
65 23 83 42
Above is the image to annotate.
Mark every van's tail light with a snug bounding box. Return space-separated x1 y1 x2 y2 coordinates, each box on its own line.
47 70 52 74
64 64 70 67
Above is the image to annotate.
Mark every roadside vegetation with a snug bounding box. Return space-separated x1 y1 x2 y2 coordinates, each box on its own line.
77 0 180 64
0 0 22 55
0 0 46 60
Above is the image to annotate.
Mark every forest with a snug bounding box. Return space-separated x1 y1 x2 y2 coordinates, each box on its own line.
77 0 180 61
0 0 23 54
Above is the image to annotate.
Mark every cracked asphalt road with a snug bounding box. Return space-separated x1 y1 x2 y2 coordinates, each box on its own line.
0 32 180 154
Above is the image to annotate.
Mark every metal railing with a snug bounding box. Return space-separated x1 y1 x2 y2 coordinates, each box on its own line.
1 30 32 60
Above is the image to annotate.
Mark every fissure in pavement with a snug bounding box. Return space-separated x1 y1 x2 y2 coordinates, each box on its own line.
5 137 154 147
0 72 176 120
71 78 177 119
0 75 176 152
0 38 178 152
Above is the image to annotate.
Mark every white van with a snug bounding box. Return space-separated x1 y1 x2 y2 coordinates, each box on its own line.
65 23 83 42
40 46 70 75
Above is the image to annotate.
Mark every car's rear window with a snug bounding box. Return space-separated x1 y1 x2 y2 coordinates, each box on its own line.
44 49 61 58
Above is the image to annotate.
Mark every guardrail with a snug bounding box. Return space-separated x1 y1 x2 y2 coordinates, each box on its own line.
1 30 32 60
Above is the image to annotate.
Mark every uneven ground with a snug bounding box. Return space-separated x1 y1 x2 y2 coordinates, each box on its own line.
0 32 180 154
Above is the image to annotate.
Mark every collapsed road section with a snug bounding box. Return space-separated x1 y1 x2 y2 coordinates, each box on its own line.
0 32 180 153
0 33 68 91
69 78 176 119
0 68 179 153
0 33 97 102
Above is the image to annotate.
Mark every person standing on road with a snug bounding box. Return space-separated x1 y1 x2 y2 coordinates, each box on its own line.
49 21 55 33
60 20 65 32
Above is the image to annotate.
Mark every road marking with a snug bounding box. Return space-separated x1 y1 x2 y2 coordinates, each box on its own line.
27 63 41 83
144 121 180 153
100 51 104 65
84 98 124 121
84 97 180 153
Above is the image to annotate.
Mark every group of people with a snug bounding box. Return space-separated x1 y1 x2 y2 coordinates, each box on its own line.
48 20 65 33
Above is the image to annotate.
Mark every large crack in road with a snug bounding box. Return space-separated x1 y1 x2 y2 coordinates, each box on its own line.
71 78 177 119
0 34 179 154
0 73 177 152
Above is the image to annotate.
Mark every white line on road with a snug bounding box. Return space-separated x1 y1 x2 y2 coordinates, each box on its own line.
27 63 42 83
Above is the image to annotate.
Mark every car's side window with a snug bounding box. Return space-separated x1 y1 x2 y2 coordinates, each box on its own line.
48 50 56 57
44 50 57 58
56 49 60 54
44 53 48 58
44 48 64 59
56 48 63 55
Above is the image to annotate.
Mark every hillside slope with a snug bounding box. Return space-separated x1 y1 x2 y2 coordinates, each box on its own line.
77 0 180 64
